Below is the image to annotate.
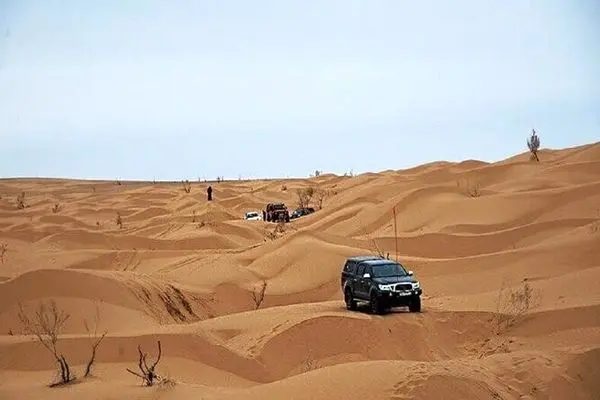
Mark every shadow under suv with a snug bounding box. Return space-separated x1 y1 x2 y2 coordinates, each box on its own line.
341 256 422 314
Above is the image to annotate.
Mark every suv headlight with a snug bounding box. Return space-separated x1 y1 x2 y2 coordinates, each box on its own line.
412 282 420 289
378 284 392 291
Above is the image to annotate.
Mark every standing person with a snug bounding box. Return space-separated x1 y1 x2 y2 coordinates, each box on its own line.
207 185 213 201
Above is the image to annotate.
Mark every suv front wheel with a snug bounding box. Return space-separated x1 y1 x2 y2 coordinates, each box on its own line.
370 292 384 315
408 295 421 313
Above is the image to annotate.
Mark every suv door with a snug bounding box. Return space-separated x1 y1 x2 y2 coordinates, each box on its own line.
360 265 374 298
354 264 367 299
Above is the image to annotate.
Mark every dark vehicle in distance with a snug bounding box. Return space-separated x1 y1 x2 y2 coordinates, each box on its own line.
341 257 422 314
290 207 315 219
264 202 290 222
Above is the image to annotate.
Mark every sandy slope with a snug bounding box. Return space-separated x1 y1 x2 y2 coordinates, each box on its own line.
1 142 599 399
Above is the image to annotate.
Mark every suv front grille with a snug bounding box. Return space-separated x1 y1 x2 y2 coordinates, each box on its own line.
395 283 412 291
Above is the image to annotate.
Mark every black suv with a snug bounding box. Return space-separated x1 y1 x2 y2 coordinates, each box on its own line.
341 256 422 314
290 207 315 219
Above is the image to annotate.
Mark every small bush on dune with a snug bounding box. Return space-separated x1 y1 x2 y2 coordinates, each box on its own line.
493 279 541 335
302 350 318 373
0 243 6 264
315 188 327 209
456 179 481 198
296 187 314 209
17 299 107 387
83 303 108 378
252 280 268 310
16 192 26 209
126 341 165 386
265 220 286 240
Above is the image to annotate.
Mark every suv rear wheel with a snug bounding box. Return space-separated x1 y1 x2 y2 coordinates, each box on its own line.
344 288 357 310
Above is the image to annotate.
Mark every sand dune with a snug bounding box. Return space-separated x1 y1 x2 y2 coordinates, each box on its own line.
1 142 599 399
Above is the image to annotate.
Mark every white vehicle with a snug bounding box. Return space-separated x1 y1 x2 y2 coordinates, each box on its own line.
244 211 262 221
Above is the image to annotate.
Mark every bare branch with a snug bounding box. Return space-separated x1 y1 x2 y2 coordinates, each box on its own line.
17 300 74 386
83 303 107 378
252 280 268 310
150 340 162 370
127 341 164 386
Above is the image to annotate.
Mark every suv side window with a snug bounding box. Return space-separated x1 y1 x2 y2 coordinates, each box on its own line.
365 266 372 277
356 264 365 276
343 261 353 273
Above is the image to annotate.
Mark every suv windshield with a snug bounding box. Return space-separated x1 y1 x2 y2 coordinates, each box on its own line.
372 263 408 278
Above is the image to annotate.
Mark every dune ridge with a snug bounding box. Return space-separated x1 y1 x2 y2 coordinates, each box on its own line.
1 142 599 399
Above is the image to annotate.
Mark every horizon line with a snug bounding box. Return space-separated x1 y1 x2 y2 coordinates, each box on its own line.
1 141 597 183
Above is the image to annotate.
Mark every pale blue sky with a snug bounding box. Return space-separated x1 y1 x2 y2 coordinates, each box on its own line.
1 1 599 180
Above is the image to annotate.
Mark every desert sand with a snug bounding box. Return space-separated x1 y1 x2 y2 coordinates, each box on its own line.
1 143 599 399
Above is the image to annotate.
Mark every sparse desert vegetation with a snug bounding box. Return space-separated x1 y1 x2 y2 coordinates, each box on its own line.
16 192 26 209
126 341 165 386
493 279 541 335
251 280 268 309
0 243 6 264
0 142 599 399
16 299 107 387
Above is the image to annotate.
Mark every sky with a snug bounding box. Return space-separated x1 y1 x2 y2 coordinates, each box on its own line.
1 0 599 180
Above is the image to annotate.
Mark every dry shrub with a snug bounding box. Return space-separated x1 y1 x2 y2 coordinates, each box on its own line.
83 303 108 377
252 280 267 310
52 203 61 213
314 188 327 209
456 179 481 198
281 184 287 191
296 187 314 208
0 243 6 264
115 212 123 229
468 182 481 198
17 299 107 386
265 220 285 240
493 279 541 334
126 341 164 386
16 192 26 209
527 128 541 162
18 300 74 386
302 350 318 373
182 180 191 193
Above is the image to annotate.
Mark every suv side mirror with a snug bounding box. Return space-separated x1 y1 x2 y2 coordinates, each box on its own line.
363 273 371 279
408 270 414 276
